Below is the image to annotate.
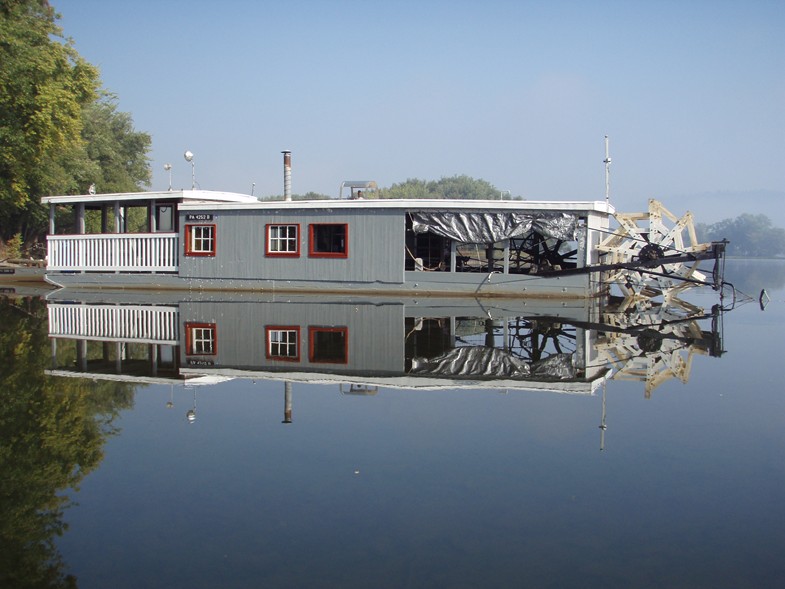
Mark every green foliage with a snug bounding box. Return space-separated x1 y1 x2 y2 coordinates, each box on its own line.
0 0 99 240
81 96 151 193
0 2 151 243
122 207 149 233
697 213 785 257
83 204 149 234
6 232 23 258
0 296 135 588
378 175 504 200
379 178 433 199
262 178 511 201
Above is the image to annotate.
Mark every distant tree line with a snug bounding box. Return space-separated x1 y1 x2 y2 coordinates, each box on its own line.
258 176 515 202
696 214 785 257
377 176 512 200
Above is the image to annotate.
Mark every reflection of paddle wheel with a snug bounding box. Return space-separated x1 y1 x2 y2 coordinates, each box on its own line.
594 299 722 397
502 317 581 379
597 199 719 304
446 316 579 364
509 233 579 273
505 317 578 363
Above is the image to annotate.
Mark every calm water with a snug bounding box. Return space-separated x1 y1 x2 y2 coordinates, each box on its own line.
2 260 784 589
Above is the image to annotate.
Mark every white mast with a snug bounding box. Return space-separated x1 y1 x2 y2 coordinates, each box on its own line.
603 135 612 204
599 381 608 451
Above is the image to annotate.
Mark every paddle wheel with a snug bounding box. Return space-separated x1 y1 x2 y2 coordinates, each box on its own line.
596 199 726 304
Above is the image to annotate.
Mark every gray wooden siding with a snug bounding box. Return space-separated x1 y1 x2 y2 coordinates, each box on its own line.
180 300 404 374
179 209 404 284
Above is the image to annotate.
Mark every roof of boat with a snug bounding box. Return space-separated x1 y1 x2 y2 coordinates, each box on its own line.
178 366 605 394
41 189 615 214
182 198 614 214
40 189 259 205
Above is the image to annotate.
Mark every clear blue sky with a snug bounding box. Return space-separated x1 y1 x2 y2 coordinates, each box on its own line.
55 0 784 219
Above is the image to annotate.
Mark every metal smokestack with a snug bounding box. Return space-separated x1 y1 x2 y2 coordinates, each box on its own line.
283 381 293 424
282 150 292 201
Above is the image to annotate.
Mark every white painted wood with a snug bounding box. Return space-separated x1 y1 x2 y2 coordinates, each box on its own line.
48 303 179 344
46 233 178 272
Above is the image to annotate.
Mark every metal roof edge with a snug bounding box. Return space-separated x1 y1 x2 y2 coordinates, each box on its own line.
179 198 615 214
41 189 258 205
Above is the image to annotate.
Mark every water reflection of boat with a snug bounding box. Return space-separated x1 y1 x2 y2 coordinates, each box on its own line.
595 297 724 397
44 291 723 398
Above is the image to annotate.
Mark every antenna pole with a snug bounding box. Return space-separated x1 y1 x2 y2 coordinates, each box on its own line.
603 135 612 204
599 380 608 451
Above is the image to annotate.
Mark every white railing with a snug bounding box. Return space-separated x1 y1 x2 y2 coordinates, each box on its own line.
48 304 179 345
47 233 178 272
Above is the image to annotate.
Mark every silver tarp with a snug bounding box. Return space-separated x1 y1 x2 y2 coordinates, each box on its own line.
409 347 576 380
410 211 578 243
531 353 576 379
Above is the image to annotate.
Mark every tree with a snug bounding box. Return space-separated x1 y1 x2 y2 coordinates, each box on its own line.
0 1 152 244
379 178 433 199
378 175 504 200
80 96 151 194
0 296 135 588
0 0 99 241
697 213 785 257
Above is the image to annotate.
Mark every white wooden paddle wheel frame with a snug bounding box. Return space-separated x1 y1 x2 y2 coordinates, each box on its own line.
594 298 715 398
597 199 715 304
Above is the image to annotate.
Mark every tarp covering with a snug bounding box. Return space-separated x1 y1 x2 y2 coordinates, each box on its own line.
409 347 576 380
410 211 578 243
531 353 576 379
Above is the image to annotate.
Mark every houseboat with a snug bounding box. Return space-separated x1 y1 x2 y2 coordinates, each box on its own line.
40 159 726 299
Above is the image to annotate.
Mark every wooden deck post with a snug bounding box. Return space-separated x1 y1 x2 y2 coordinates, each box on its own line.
77 203 85 234
113 201 121 233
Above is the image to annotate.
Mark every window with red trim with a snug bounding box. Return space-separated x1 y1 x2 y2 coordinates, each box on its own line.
309 223 348 258
185 322 217 355
308 326 348 364
266 224 300 257
265 326 300 361
185 224 216 257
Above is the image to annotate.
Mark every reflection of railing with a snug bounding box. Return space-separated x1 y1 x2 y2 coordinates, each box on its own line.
48 303 179 345
47 233 178 272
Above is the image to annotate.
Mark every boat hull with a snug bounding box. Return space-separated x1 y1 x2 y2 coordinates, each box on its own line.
44 269 600 299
